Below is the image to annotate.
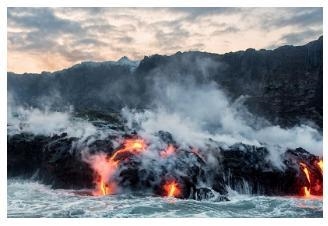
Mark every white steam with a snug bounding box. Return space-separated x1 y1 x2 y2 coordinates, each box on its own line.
7 105 105 141
7 58 322 161
121 69 322 161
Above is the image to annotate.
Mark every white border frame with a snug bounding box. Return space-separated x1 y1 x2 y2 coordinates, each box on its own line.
0 1 326 226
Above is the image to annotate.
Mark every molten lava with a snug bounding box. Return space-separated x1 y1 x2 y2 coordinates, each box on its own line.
299 162 311 197
299 161 323 197
93 138 147 196
100 178 108 195
110 138 147 162
163 180 181 198
300 163 311 184
317 159 323 174
302 186 311 198
160 144 175 158
93 176 114 196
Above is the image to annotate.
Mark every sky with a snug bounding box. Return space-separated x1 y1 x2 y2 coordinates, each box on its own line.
7 7 323 73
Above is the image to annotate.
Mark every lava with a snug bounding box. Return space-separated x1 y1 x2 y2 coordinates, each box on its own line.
93 176 112 196
299 163 311 197
163 180 181 198
93 138 147 196
302 186 311 198
299 160 323 197
160 144 175 158
100 178 109 195
317 159 323 174
110 138 147 162
300 163 311 184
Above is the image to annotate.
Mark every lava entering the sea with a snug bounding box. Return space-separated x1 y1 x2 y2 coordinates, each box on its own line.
89 136 322 199
302 186 311 198
93 138 147 196
299 159 323 197
163 180 182 198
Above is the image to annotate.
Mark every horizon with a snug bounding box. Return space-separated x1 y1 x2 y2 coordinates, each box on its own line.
7 7 323 73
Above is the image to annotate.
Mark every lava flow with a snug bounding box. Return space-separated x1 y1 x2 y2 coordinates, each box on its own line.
300 162 312 197
98 178 111 195
93 138 147 196
160 144 175 158
300 163 310 183
302 186 311 198
110 139 147 163
163 180 181 198
100 179 107 195
299 159 323 198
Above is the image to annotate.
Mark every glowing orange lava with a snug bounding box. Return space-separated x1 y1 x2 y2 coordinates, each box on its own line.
93 138 147 196
163 181 181 198
299 163 311 197
160 144 175 158
110 139 147 162
93 176 113 196
99 178 110 195
302 186 311 198
300 163 311 183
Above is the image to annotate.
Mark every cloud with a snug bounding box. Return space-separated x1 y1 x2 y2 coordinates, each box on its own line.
264 8 322 28
8 7 82 35
211 26 240 35
264 28 322 50
153 22 190 50
7 7 323 73
7 7 110 67
279 29 323 46
116 36 134 44
169 7 242 19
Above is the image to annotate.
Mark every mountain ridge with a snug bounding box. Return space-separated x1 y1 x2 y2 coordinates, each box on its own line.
8 36 323 129
8 36 322 76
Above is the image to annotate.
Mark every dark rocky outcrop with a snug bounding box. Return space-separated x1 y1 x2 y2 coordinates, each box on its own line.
8 133 50 177
8 132 114 189
7 130 323 200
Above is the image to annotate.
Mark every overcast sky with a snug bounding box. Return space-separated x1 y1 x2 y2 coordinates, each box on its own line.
7 7 322 73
